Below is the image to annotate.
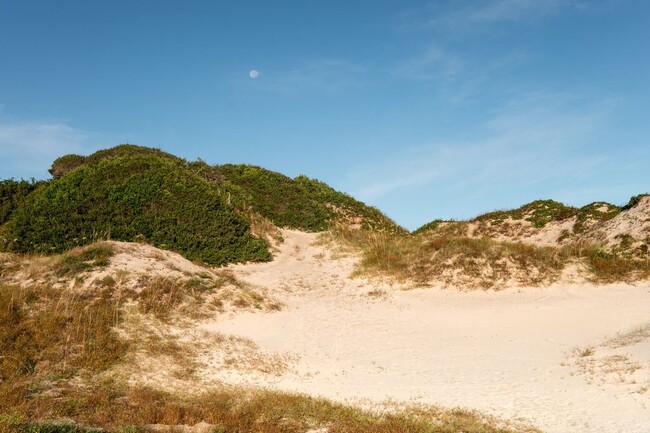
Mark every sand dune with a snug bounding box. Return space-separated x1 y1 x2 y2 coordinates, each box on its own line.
195 230 650 433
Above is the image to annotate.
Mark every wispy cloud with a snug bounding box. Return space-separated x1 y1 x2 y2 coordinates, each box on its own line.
254 59 369 96
0 118 97 179
392 45 528 103
454 0 572 25
347 91 621 204
392 46 462 81
402 0 586 33
356 163 443 199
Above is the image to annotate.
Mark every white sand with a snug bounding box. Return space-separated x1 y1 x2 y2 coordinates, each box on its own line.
198 230 650 433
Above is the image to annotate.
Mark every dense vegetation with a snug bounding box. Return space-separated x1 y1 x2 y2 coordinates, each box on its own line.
0 179 47 225
48 146 183 179
1 144 401 264
3 151 270 265
191 162 401 232
49 145 400 233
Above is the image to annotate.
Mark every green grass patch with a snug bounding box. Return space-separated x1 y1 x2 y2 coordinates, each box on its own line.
572 202 621 234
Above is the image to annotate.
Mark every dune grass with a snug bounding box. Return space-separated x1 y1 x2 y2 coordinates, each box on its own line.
474 200 578 228
0 283 127 383
332 225 650 288
0 381 538 433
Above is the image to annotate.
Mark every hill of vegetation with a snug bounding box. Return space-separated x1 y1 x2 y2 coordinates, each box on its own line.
191 161 401 232
475 199 580 228
0 144 401 265
2 149 270 265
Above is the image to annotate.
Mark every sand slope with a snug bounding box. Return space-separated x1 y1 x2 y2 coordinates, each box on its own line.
199 230 650 433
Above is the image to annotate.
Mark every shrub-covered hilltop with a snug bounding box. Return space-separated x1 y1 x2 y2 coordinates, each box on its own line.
0 144 400 265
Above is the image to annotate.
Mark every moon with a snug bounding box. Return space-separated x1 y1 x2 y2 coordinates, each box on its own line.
249 69 259 79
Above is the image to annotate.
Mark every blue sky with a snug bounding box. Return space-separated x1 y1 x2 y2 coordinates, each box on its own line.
1 0 648 230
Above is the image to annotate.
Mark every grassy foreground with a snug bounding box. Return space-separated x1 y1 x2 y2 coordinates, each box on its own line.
1 383 539 433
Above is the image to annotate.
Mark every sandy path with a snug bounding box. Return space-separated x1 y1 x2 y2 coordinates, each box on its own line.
202 230 650 433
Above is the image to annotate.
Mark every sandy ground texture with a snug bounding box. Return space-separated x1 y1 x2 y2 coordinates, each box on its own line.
196 230 650 433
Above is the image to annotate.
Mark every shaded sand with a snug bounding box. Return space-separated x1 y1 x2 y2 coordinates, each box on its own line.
199 230 650 433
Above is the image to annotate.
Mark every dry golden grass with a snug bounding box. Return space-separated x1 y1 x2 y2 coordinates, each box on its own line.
561 241 650 283
247 210 285 248
0 283 126 383
1 380 539 433
330 224 650 288
331 225 566 288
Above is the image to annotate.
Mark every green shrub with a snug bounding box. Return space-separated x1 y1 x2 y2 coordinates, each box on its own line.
476 200 578 228
4 154 270 265
193 163 402 233
573 202 620 234
3 145 403 262
622 193 650 211
48 154 87 179
48 145 184 179
0 179 47 225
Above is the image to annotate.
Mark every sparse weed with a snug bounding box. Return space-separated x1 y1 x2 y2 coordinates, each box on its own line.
576 346 595 357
